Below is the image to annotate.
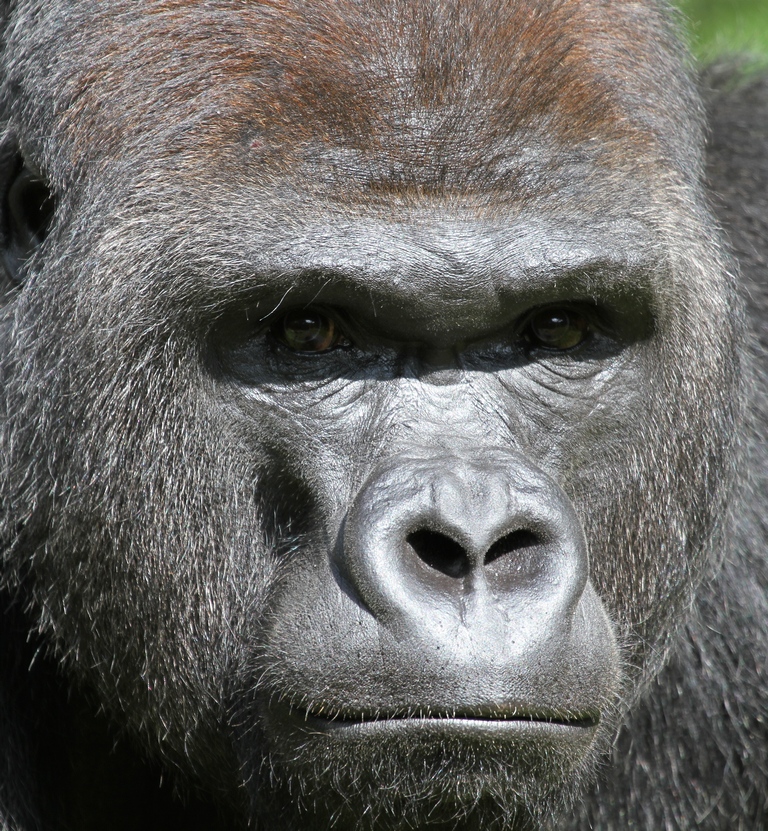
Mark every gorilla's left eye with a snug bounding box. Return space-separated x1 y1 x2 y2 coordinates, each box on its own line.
525 307 591 351
272 309 347 353
1 157 56 285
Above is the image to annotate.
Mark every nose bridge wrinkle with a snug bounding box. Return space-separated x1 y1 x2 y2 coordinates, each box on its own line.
418 366 464 387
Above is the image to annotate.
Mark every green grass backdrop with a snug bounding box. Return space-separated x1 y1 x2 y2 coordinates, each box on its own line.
678 0 768 57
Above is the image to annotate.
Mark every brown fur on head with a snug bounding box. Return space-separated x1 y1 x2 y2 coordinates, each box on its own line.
9 0 697 199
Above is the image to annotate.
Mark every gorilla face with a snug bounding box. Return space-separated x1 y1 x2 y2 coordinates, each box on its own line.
0 1 744 830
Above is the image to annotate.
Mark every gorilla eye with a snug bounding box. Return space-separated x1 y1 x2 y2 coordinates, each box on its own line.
2 159 56 284
6 165 54 252
525 307 591 351
272 309 347 353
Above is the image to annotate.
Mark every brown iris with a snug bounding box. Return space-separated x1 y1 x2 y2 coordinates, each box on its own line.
527 308 590 350
273 310 344 353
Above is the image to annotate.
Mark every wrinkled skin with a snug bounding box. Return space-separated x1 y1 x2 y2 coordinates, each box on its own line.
0 1 766 830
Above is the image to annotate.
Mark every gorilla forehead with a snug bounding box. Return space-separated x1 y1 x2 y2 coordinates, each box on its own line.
10 0 699 193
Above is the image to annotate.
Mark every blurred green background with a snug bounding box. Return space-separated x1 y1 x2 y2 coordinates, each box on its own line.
678 0 768 56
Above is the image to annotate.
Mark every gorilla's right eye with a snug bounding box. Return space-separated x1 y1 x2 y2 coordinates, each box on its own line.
272 309 348 353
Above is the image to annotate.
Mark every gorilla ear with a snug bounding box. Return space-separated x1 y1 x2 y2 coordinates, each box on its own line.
1 153 55 288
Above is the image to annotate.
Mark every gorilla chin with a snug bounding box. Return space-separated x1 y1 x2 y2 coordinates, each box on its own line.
247 707 606 831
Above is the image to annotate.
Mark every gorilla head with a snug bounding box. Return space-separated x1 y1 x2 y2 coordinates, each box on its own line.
0 1 749 830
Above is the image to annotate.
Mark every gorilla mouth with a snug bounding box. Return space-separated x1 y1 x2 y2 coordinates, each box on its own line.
302 707 599 732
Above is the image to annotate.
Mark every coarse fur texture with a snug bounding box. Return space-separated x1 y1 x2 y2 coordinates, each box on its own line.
568 65 768 831
0 1 766 830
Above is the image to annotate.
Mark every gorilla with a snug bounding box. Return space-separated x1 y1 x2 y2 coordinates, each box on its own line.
0 1 766 829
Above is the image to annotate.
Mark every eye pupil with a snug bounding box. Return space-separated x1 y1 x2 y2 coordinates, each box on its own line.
529 308 589 350
277 310 341 352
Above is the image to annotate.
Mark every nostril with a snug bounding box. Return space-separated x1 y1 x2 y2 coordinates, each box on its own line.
484 529 540 565
407 529 470 578
407 528 542 578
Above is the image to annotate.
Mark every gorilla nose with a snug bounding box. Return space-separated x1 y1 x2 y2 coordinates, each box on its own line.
341 449 590 641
